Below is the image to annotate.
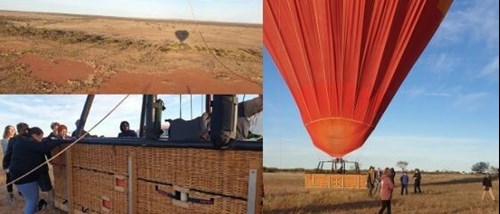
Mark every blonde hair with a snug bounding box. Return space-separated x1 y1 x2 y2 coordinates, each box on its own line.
3 125 15 139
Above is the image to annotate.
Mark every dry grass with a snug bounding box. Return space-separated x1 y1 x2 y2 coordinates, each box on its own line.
264 172 499 214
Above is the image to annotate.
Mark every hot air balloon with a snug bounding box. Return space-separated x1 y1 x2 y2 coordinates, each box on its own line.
264 0 452 158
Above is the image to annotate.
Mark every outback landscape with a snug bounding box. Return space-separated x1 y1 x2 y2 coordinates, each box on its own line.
264 172 499 214
0 10 262 94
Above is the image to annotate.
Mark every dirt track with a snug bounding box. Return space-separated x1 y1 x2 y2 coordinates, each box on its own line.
0 11 262 94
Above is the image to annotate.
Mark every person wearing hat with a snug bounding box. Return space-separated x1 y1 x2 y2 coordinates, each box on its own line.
118 121 138 138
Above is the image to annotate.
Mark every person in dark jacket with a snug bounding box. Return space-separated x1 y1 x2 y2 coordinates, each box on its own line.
9 127 62 214
47 122 60 139
236 95 263 140
482 173 496 201
71 119 97 138
3 122 30 203
400 171 409 195
118 121 138 138
413 168 422 193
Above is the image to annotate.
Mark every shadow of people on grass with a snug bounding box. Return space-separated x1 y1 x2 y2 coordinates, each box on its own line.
425 176 498 186
266 199 391 213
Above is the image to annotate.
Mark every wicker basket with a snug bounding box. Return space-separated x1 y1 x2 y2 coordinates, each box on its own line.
55 142 262 214
136 147 262 198
137 180 247 214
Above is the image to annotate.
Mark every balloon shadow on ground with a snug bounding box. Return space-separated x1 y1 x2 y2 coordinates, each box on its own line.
175 30 189 43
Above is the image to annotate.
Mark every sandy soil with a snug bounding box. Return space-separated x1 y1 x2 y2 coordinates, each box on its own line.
0 11 262 94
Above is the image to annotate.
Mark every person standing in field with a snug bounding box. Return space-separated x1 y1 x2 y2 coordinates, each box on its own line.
400 171 409 195
378 167 394 214
413 168 422 194
367 166 375 196
482 173 496 202
374 168 382 194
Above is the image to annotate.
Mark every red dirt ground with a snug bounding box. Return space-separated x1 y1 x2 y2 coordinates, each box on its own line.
85 69 258 94
17 54 93 85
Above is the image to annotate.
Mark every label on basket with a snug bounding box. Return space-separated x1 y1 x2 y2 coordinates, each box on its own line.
102 196 112 212
114 175 126 192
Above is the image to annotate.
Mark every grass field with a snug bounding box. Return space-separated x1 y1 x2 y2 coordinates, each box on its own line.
264 172 499 214
0 10 262 94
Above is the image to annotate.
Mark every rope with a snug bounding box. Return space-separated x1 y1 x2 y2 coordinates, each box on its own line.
185 0 260 86
1 94 130 188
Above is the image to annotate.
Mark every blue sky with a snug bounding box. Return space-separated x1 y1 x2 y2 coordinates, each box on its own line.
0 0 262 24
264 0 499 172
0 95 261 138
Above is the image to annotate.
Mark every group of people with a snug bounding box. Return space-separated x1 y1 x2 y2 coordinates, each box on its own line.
367 166 497 214
0 119 137 214
367 166 423 214
367 167 422 197
1 122 63 214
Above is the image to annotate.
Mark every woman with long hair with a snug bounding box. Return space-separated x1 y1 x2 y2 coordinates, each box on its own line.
1 125 16 202
9 127 61 214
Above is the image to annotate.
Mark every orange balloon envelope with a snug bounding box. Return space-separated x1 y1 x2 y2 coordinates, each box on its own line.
264 0 452 157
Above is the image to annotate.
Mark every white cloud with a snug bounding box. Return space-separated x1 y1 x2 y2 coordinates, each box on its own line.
403 87 452 97
477 57 499 79
452 92 489 110
433 0 499 48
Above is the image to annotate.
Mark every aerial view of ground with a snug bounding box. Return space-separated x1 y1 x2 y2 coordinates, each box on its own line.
0 11 262 94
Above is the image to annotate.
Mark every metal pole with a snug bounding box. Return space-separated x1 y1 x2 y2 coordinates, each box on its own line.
139 95 147 138
75 95 94 137
145 95 154 139
205 94 212 114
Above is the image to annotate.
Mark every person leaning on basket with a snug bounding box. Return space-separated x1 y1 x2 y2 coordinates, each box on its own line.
118 121 138 138
235 95 263 140
9 127 62 214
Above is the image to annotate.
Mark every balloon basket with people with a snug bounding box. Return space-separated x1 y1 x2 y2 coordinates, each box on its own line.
4 94 263 214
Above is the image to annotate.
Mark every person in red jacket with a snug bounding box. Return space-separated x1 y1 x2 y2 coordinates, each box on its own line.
379 167 394 214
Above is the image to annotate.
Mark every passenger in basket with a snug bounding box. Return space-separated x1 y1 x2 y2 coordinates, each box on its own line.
47 122 59 139
236 95 263 140
117 121 138 138
56 125 70 140
9 127 62 214
71 119 96 138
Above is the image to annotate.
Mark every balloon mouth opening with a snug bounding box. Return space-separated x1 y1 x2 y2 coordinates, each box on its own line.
306 118 373 157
